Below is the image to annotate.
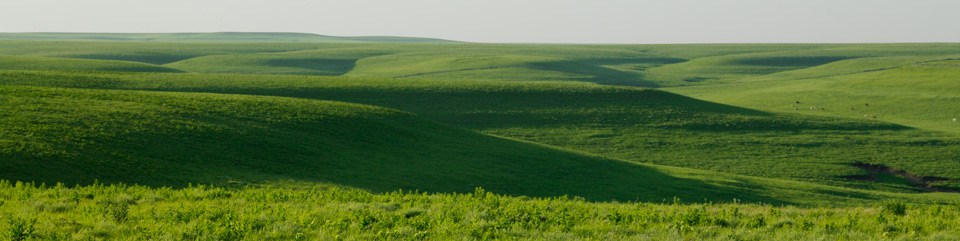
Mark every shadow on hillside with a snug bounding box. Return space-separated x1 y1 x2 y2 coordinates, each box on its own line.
229 86 906 132
0 75 919 205
264 58 357 76
530 60 660 87
0 86 794 204
0 135 795 205
529 57 687 87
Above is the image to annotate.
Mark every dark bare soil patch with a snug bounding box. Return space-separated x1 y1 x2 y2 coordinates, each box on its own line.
847 162 957 193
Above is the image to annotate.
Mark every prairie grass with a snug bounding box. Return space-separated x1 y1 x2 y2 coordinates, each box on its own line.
0 182 958 240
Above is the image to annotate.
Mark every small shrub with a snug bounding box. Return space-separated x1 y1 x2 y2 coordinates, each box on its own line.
679 207 707 226
6 217 35 241
102 202 131 223
882 201 907 216
743 216 766 228
403 209 425 218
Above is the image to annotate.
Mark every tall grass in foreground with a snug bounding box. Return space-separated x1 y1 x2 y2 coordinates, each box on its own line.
0 181 956 240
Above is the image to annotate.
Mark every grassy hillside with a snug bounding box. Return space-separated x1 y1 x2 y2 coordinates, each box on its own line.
1 85 711 201
1 39 959 199
3 39 960 240
3 71 960 193
0 32 454 43
4 84 901 205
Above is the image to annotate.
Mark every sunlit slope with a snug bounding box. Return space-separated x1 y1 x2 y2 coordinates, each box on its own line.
669 55 960 135
5 72 960 192
0 32 454 43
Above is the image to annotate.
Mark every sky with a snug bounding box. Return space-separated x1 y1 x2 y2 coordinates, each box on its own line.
1 0 958 44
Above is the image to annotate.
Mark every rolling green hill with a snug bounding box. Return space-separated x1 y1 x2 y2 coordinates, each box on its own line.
7 85 951 205
1 38 960 203
4 37 960 240
2 71 960 193
5 85 694 201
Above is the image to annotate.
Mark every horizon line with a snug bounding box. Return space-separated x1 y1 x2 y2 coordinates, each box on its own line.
1 31 958 45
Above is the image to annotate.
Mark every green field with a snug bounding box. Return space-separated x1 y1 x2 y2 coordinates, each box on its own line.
1 33 959 240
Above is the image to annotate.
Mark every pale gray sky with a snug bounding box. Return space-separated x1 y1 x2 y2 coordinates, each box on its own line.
1 0 958 43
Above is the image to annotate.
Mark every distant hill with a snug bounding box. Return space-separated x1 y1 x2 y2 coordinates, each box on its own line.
0 32 457 43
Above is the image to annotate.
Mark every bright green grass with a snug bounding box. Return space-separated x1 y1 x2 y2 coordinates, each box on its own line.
0 182 958 240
